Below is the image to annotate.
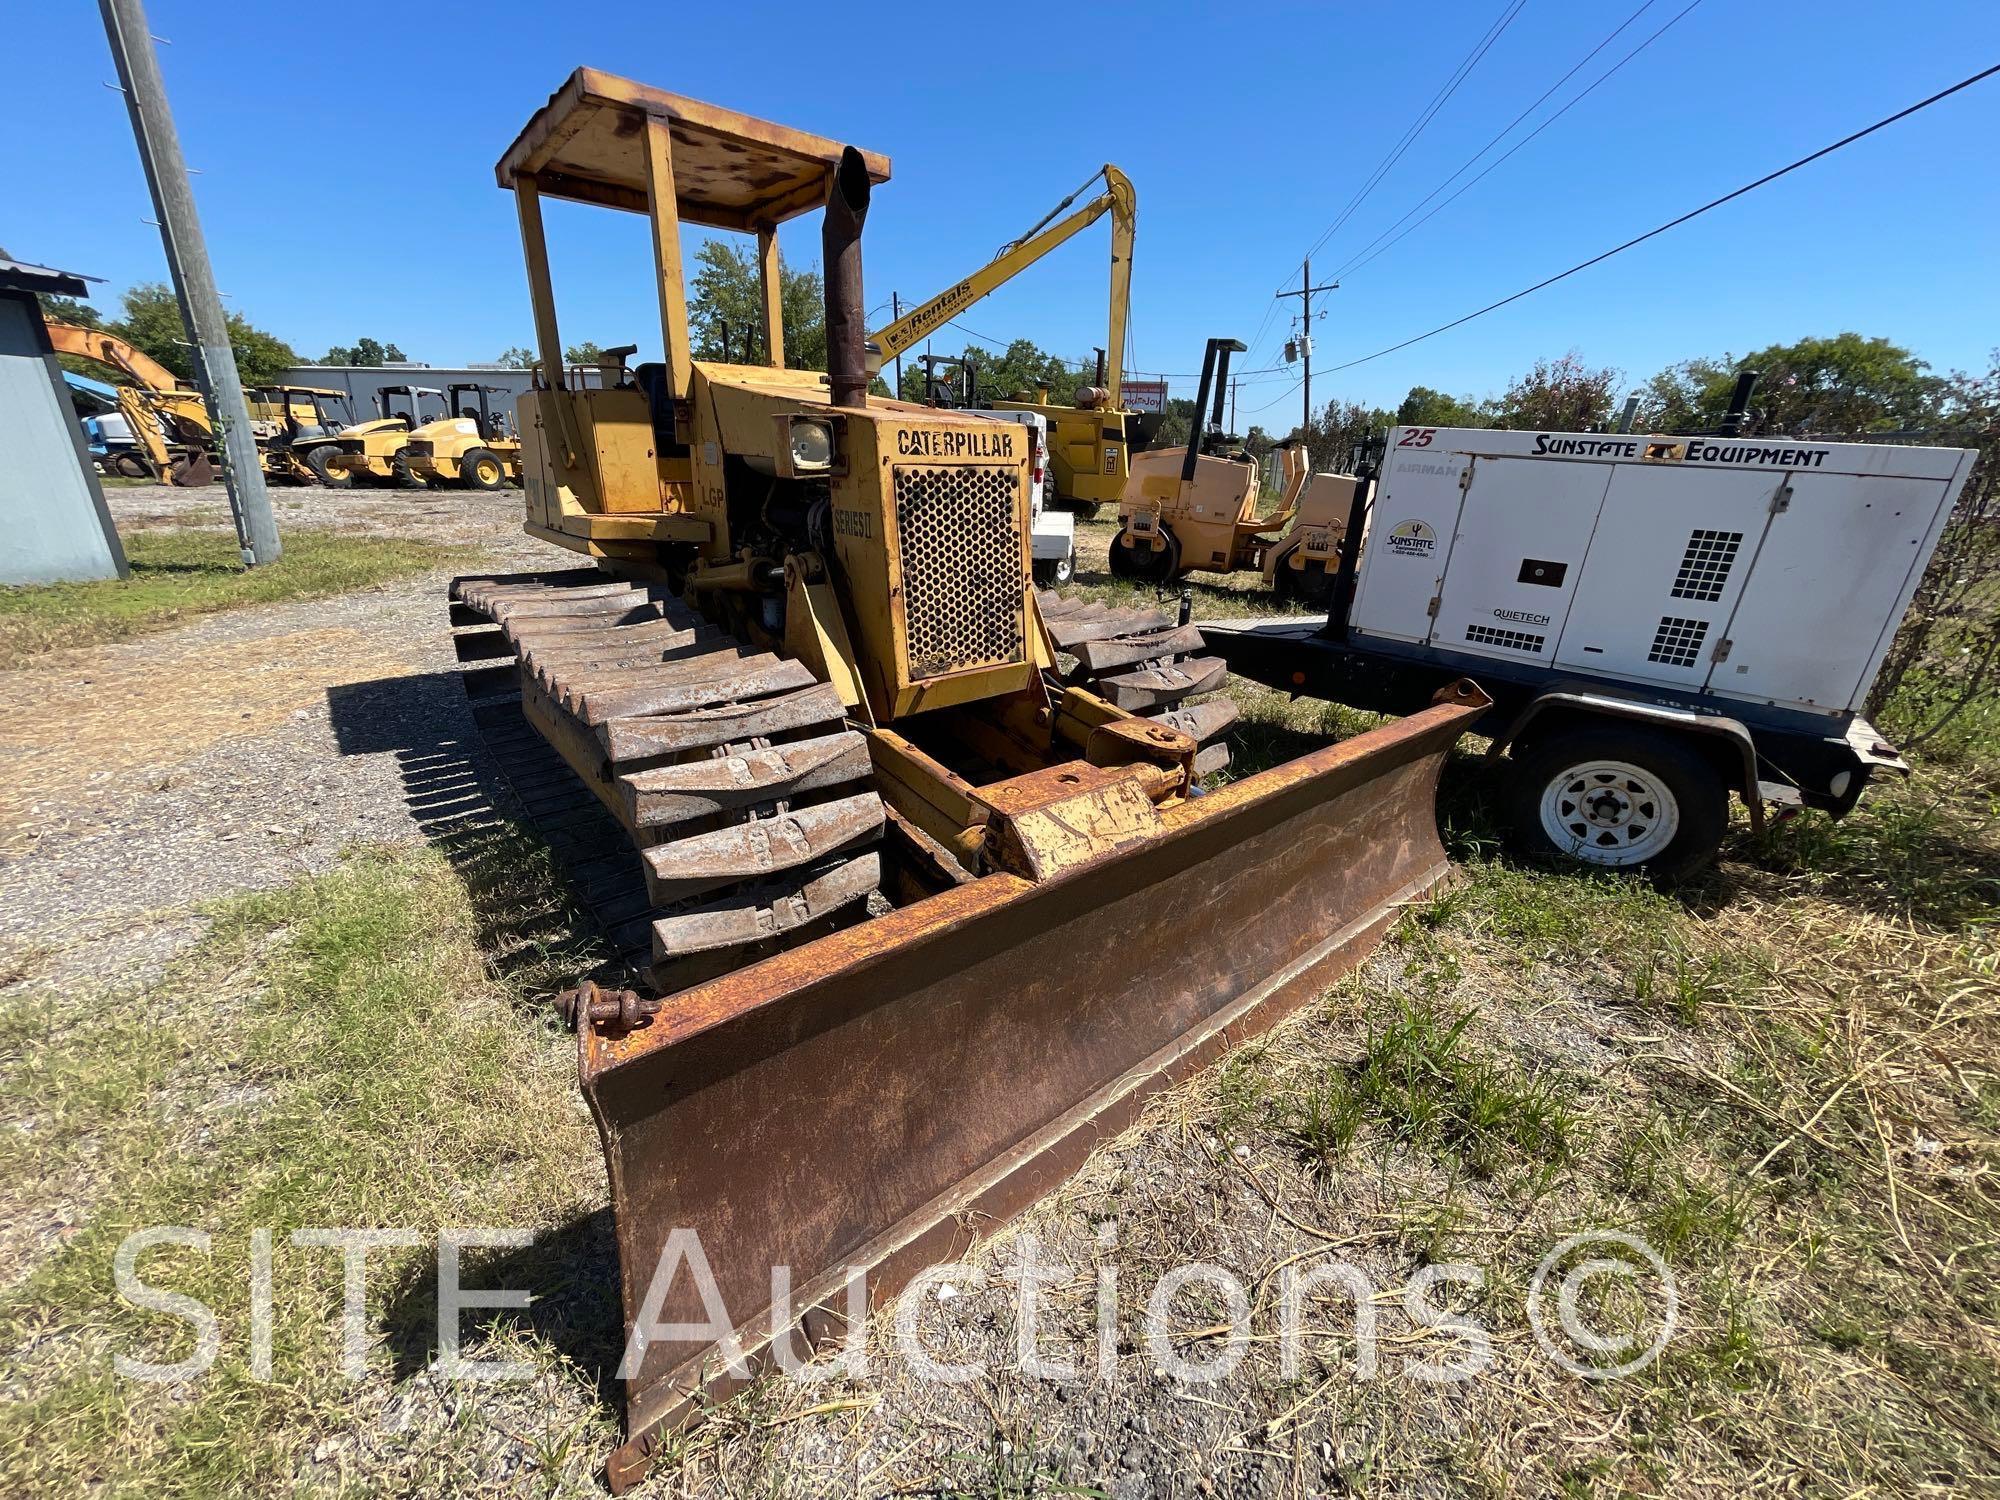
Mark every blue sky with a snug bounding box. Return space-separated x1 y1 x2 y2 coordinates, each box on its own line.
9 1 1997 418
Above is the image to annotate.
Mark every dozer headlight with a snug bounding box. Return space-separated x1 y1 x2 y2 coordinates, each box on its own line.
789 419 835 472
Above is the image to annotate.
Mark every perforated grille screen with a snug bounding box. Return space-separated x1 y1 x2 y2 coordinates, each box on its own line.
1647 615 1709 668
893 464 1026 679
1465 623 1545 654
1670 529 1743 601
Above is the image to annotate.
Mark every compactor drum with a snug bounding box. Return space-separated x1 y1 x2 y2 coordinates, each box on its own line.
456 70 1484 1491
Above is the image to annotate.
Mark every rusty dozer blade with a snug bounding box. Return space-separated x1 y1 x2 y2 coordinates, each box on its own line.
577 679 1489 1491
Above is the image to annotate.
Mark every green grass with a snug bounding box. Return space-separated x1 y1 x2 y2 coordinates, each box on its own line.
0 528 455 666
0 830 612 1497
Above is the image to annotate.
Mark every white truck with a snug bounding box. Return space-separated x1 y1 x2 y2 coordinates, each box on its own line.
961 407 1075 584
1206 426 1977 875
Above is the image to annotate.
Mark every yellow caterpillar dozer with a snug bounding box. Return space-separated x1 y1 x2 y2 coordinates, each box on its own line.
1116 337 1359 604
453 68 1484 1492
866 165 1138 518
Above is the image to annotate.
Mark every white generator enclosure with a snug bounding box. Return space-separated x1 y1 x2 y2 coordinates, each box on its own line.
1349 427 1976 719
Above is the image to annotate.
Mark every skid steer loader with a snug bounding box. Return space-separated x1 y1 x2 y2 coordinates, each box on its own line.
455 68 1485 1492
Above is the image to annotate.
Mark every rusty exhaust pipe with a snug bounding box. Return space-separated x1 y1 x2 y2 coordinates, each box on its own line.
822 146 871 409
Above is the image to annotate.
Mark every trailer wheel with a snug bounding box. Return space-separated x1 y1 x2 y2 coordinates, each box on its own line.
304 445 351 488
1108 530 1178 582
1506 727 1726 879
1032 549 1076 587
459 447 506 491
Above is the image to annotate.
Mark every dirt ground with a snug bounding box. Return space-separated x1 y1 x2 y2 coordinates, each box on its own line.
0 483 541 992
5 486 1994 1498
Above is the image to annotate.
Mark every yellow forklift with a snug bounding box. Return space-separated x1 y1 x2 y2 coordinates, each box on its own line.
866 165 1136 517
403 382 522 489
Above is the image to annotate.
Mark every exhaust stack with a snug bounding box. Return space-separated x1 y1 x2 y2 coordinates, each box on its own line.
822 147 872 409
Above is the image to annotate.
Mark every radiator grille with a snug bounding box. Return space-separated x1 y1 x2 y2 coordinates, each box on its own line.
1647 615 1709 668
893 464 1025 679
1466 623 1545 654
1670 528 1742 601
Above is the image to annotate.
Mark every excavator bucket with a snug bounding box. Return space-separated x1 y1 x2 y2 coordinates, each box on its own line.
567 676 1487 1491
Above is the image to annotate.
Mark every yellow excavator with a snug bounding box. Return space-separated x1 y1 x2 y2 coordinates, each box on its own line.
43 320 216 485
451 70 1482 1490
865 165 1136 517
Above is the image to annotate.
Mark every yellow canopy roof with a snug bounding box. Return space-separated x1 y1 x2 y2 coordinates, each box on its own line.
496 68 891 232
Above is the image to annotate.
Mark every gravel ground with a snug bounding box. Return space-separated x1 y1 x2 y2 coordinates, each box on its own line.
0 483 545 993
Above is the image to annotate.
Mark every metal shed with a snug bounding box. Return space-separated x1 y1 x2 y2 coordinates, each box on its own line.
0 258 129 584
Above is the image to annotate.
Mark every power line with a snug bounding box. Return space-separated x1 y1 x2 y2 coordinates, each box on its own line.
1320 62 2000 377
1291 0 1528 279
1244 0 1525 367
1334 0 1703 283
1327 0 1668 283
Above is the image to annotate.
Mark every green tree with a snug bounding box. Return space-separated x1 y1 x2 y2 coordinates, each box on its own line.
36 294 111 379
1395 384 1485 428
564 340 611 366
495 345 538 369
1490 352 1620 431
110 282 297 385
38 293 104 331
1150 397 1196 449
1640 356 1733 432
1643 334 1943 435
1297 397 1394 473
320 336 407 367
687 239 828 370
894 337 1088 407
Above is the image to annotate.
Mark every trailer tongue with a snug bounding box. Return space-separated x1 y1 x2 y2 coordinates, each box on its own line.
471 70 1485 1489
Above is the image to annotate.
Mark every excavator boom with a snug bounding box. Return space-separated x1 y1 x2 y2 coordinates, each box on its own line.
46 319 217 484
866 165 1133 403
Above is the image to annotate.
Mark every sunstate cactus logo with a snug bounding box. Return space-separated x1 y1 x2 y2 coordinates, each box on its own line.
1385 519 1436 557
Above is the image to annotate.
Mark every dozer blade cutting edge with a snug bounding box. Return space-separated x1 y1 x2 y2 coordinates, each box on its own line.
573 677 1487 1492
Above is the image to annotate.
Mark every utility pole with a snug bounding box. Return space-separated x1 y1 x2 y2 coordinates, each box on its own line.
891 292 902 396
1229 376 1238 436
98 0 279 567
1276 257 1339 439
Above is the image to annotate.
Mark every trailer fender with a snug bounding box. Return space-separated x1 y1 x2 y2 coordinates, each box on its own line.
1487 686 1765 833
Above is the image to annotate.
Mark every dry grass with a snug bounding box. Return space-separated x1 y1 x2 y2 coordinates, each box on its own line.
0 827 621 1496
638 755 2000 1497
2 565 1996 1493
1060 515 1304 621
0 528 456 667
